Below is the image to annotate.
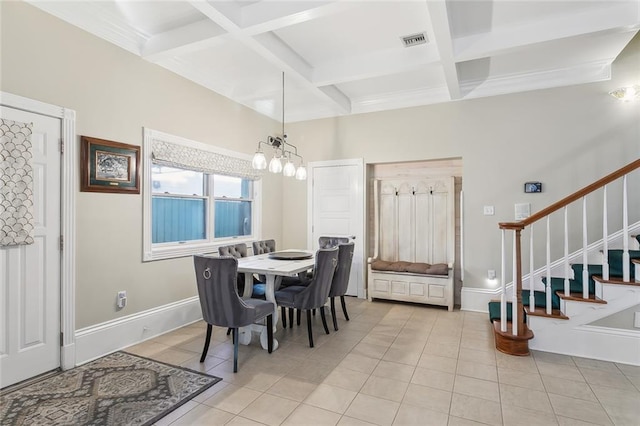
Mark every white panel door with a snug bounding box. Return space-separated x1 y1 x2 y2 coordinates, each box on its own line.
309 160 363 297
1 107 61 388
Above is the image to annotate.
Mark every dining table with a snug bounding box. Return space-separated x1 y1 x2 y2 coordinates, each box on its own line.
236 249 315 351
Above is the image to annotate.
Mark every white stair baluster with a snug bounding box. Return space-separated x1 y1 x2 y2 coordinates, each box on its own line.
546 216 552 315
501 229 507 332
622 175 630 282
512 232 518 336
582 197 589 299
602 185 609 281
564 206 570 296
529 224 535 312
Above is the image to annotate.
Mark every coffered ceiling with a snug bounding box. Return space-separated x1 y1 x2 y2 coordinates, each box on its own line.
28 0 640 122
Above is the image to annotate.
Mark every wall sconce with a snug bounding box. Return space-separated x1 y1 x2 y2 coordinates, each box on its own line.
252 72 307 180
609 85 640 102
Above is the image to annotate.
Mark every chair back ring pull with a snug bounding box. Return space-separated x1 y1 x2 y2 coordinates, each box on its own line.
203 267 211 280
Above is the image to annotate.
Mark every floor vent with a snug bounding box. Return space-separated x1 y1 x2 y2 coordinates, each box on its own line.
401 32 428 48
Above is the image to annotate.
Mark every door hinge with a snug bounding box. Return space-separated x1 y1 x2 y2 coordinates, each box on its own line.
60 332 64 346
59 138 64 153
59 235 64 251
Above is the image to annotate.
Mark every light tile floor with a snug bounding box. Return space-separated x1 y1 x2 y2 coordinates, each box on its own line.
125 299 640 426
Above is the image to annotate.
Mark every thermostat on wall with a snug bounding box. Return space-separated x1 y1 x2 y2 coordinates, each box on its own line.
524 182 542 193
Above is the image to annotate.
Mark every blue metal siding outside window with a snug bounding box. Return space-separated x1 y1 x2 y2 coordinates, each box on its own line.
214 200 252 238
152 197 206 243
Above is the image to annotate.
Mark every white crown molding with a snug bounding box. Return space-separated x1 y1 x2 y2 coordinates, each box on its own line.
26 1 146 55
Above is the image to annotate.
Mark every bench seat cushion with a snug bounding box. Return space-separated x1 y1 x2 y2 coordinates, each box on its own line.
371 260 448 276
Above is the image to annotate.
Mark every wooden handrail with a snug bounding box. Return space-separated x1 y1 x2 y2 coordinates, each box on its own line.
500 158 640 230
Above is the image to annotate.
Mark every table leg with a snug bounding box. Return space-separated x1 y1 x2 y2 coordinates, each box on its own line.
243 272 253 298
260 274 279 351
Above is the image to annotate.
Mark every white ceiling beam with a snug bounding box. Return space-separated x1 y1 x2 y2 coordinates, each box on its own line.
313 45 441 86
188 0 351 114
454 3 640 62
240 1 357 35
425 0 461 100
142 19 227 61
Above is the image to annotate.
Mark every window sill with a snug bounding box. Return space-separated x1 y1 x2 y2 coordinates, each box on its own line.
143 238 255 262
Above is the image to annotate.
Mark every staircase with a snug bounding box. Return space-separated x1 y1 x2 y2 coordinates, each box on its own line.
488 159 640 365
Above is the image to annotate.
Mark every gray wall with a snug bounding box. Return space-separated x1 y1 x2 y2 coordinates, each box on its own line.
1 1 638 332
282 33 640 292
1 2 284 329
590 304 640 330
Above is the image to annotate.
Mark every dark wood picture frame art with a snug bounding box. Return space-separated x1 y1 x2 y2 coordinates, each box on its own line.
80 136 141 194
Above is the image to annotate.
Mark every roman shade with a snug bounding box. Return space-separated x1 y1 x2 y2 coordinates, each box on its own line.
151 139 261 180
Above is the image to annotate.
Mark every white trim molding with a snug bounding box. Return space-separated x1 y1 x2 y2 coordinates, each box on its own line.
0 92 77 370
142 128 262 261
74 297 202 365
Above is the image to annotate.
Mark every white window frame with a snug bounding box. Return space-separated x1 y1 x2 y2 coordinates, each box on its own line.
142 128 262 261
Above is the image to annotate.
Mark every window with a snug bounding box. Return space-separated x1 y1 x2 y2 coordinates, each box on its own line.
143 129 261 261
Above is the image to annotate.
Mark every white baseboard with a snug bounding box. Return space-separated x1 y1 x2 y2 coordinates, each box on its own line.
74 297 202 366
530 325 640 366
460 286 510 312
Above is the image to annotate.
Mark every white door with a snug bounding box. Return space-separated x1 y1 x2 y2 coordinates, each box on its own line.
309 159 364 297
1 106 61 388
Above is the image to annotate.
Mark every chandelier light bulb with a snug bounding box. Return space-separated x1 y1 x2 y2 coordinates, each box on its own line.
268 155 283 173
283 159 296 177
295 165 307 180
252 151 267 170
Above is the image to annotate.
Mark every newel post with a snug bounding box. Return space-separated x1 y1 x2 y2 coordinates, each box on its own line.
513 228 524 335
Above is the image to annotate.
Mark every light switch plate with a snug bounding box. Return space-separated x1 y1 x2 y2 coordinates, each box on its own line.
483 206 494 216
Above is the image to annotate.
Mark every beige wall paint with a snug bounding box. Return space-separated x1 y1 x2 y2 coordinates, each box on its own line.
283 33 640 291
1 1 638 330
1 2 283 329
590 304 640 330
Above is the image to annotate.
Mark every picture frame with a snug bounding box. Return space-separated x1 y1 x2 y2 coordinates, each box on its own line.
80 136 141 194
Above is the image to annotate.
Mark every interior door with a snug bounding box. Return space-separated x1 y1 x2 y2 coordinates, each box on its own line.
1 106 61 388
309 160 364 297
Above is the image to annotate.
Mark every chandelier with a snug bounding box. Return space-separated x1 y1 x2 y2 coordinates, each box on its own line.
251 72 306 180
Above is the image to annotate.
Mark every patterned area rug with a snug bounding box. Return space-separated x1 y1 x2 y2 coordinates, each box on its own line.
0 351 221 426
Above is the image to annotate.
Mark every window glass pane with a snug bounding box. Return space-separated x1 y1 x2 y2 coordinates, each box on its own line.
213 175 251 198
214 200 252 238
152 196 206 243
152 165 204 196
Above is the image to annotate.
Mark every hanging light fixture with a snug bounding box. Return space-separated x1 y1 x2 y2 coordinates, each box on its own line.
252 72 306 180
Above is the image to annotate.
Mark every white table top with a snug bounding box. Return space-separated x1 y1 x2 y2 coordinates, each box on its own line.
237 250 315 276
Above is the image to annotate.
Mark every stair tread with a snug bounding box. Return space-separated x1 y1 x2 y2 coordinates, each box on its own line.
592 275 640 286
555 291 607 304
524 306 569 320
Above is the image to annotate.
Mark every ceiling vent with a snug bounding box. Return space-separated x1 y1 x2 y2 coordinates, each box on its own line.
401 32 428 48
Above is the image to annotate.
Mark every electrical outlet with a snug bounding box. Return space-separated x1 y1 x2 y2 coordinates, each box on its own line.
117 291 127 309
488 270 496 280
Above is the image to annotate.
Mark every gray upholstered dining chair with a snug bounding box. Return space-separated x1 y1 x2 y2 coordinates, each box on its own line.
218 243 266 298
274 247 338 347
194 255 274 372
328 242 355 331
251 239 277 284
252 239 276 255
318 236 351 249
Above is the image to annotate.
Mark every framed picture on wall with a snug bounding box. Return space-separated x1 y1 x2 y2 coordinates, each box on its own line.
80 136 141 194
